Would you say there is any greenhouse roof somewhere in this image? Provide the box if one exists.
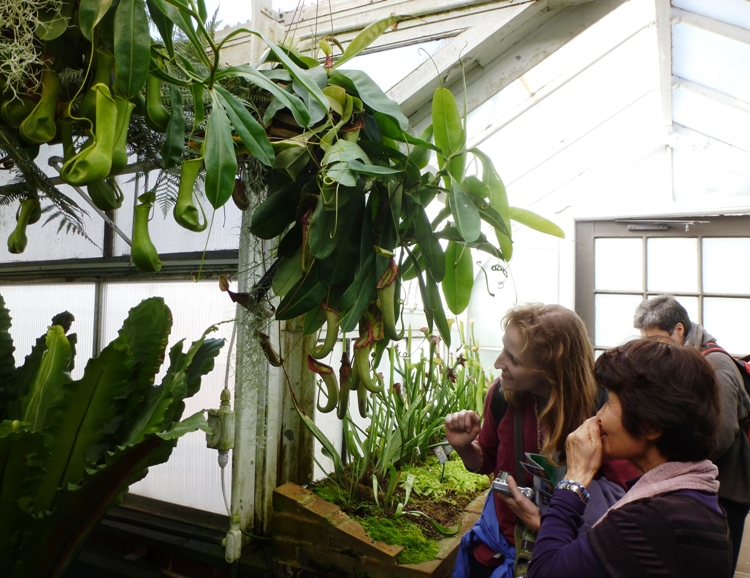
[279,0,750,219]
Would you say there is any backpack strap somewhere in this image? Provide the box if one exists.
[490,378,508,423]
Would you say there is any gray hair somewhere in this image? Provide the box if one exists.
[633,295,692,334]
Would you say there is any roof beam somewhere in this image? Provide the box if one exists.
[670,124,750,180]
[468,0,654,148]
[672,6,750,47]
[396,0,628,127]
[673,76,750,116]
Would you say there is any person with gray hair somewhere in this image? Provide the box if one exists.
[634,294,750,572]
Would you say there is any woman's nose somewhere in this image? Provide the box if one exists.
[494,352,504,370]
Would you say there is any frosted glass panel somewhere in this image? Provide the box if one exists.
[595,238,642,291]
[100,281,236,513]
[594,294,644,348]
[703,238,750,294]
[647,238,698,292]
[0,284,96,380]
[112,172,242,257]
[667,295,700,328]
[703,298,750,355]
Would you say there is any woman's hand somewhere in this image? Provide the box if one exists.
[444,410,481,449]
[498,474,541,532]
[564,417,603,488]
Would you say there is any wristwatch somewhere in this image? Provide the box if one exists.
[556,479,591,504]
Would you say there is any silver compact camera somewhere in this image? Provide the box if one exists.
[492,471,535,500]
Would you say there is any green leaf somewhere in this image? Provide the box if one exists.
[113,0,151,99]
[443,241,474,315]
[214,86,274,166]
[408,124,435,169]
[76,0,112,42]
[510,207,565,238]
[330,70,409,130]
[272,250,304,297]
[157,410,210,440]
[432,87,465,181]
[449,182,481,243]
[146,0,174,56]
[0,426,48,565]
[322,140,370,165]
[339,253,376,333]
[0,295,16,401]
[473,149,512,259]
[20,326,72,433]
[161,85,184,169]
[215,64,312,127]
[319,197,364,286]
[273,146,311,181]
[348,159,400,177]
[250,182,298,239]
[413,207,445,282]
[204,92,238,209]
[335,16,403,67]
[426,271,451,347]
[41,338,133,505]
[277,271,327,320]
[149,0,204,65]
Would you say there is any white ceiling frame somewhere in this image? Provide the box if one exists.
[397,0,629,128]
[653,0,674,201]
[672,6,750,47]
[508,89,664,206]
[282,0,532,44]
[670,124,750,181]
[673,76,750,118]
[468,0,655,149]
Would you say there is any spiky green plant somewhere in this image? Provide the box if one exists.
[0,294,224,578]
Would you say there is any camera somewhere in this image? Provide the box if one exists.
[492,471,535,500]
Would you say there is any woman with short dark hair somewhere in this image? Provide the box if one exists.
[526,339,731,578]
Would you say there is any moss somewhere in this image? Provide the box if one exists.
[359,516,440,565]
[401,454,490,501]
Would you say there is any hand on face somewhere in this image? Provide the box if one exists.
[444,410,481,449]
[497,474,541,532]
[564,417,603,488]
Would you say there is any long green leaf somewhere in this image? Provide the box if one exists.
[146,0,174,56]
[330,70,409,130]
[339,253,377,333]
[161,84,184,169]
[204,92,238,209]
[214,85,274,166]
[78,0,113,41]
[510,207,565,238]
[277,271,327,321]
[473,149,513,259]
[449,182,481,243]
[0,295,15,399]
[426,271,451,347]
[217,64,311,128]
[413,207,446,282]
[443,241,474,315]
[149,0,206,67]
[113,0,151,98]
[43,338,133,503]
[20,326,71,433]
[432,87,465,181]
[0,426,48,567]
[335,16,403,68]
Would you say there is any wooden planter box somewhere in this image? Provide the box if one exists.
[271,482,487,578]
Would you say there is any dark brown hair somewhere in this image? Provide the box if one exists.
[503,303,597,463]
[594,339,720,462]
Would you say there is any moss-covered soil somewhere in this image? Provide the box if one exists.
[308,456,490,565]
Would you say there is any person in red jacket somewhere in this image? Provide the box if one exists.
[446,303,636,578]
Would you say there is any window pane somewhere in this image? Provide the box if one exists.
[0,284,96,379]
[703,238,750,294]
[100,281,236,513]
[647,238,699,293]
[703,297,750,355]
[594,294,644,348]
[595,238,642,291]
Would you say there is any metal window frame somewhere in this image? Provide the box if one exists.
[575,215,750,348]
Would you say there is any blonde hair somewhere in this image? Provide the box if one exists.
[502,303,597,464]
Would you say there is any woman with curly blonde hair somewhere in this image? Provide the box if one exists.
[447,304,635,578]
